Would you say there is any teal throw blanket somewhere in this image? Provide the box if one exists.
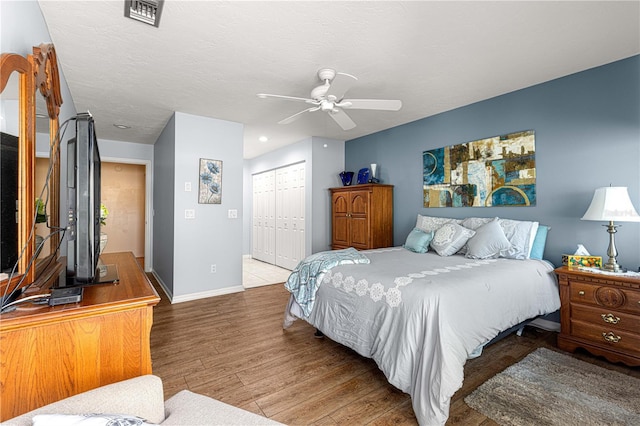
[285,248,370,317]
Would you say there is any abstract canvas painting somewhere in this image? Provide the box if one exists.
[423,130,536,207]
[198,158,222,204]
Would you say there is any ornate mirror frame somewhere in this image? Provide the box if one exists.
[0,43,63,302]
[0,52,36,290]
[32,43,63,265]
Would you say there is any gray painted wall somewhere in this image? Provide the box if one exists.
[311,137,348,253]
[98,138,154,162]
[346,56,640,270]
[152,114,176,295]
[243,137,345,257]
[160,112,244,299]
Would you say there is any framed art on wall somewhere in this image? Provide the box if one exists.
[198,158,222,204]
[423,130,536,207]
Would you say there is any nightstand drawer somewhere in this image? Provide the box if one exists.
[571,282,640,315]
[571,303,640,333]
[571,320,640,354]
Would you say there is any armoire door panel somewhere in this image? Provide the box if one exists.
[349,217,370,248]
[332,194,348,215]
[332,215,349,247]
[349,191,370,216]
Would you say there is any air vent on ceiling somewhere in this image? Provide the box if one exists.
[124,0,164,27]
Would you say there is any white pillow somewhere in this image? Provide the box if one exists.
[499,218,539,259]
[430,223,476,256]
[32,413,157,426]
[461,217,539,259]
[465,218,512,259]
[416,214,462,233]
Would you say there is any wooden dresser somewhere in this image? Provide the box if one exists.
[330,184,393,250]
[0,252,160,421]
[555,266,640,366]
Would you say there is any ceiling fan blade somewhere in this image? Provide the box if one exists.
[278,106,320,125]
[257,93,316,104]
[325,72,357,102]
[338,99,402,111]
[329,108,356,130]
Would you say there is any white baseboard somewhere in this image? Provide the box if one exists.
[171,285,245,304]
[150,271,245,304]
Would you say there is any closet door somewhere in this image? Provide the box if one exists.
[252,170,275,263]
[251,173,263,261]
[275,163,305,270]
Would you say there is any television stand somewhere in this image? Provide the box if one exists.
[0,251,160,421]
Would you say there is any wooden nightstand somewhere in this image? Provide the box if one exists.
[555,266,640,366]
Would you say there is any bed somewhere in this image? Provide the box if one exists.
[283,215,560,426]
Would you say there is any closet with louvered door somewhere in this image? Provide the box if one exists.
[252,162,306,269]
[252,170,276,264]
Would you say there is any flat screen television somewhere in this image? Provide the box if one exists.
[65,112,118,286]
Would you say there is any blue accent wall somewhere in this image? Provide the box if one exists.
[346,56,640,269]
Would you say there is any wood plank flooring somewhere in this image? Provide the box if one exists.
[149,277,640,425]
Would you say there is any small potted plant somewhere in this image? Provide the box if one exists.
[100,203,109,226]
[35,198,47,224]
[34,198,47,257]
[99,203,109,254]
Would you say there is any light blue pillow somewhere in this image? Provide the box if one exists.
[529,225,549,260]
[403,228,435,253]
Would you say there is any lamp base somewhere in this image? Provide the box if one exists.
[602,221,623,273]
[602,260,622,273]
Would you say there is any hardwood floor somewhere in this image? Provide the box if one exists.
[149,276,640,425]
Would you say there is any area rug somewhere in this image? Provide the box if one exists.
[464,347,640,426]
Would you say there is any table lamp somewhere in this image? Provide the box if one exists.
[581,186,640,272]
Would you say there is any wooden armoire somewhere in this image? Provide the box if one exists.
[330,184,393,250]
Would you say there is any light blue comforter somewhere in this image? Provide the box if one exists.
[284,247,369,317]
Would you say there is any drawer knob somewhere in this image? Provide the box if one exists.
[601,313,620,324]
[578,291,585,296]
[602,332,621,343]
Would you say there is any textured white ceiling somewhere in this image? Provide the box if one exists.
[38,1,640,159]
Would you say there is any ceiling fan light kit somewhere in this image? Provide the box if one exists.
[257,68,402,130]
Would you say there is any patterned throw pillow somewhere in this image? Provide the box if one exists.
[415,214,462,233]
[430,223,476,256]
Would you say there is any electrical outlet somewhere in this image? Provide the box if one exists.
[210,264,217,273]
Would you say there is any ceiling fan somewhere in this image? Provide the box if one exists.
[257,68,402,131]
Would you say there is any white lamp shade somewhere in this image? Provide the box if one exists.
[581,187,640,222]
